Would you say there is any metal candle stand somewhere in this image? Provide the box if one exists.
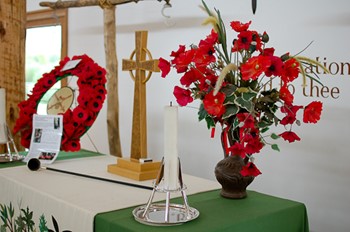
[133,158,199,226]
[0,123,23,163]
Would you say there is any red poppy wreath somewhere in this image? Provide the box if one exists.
[13,54,107,152]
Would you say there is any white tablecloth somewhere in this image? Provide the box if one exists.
[0,154,220,232]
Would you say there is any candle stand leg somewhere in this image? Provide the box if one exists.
[0,123,23,163]
[141,189,156,218]
[6,141,12,161]
[142,158,164,218]
[165,191,171,222]
[7,124,19,156]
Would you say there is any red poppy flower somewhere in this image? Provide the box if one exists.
[172,49,195,73]
[262,47,275,56]
[230,21,251,32]
[241,55,271,81]
[203,29,218,46]
[73,106,89,123]
[265,56,283,77]
[279,131,301,143]
[180,68,201,87]
[281,58,300,83]
[77,92,90,107]
[232,30,253,51]
[244,135,264,154]
[229,143,246,158]
[62,139,81,152]
[170,45,186,58]
[203,91,226,118]
[198,71,218,92]
[173,86,193,106]
[42,73,57,84]
[194,43,216,66]
[91,78,106,87]
[63,123,76,140]
[158,57,171,78]
[237,113,255,129]
[279,84,294,105]
[280,104,302,125]
[84,111,97,127]
[20,129,32,148]
[95,85,107,101]
[88,99,103,112]
[240,162,262,177]
[96,67,107,78]
[73,125,88,138]
[303,101,322,123]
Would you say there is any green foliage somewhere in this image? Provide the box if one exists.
[0,202,69,232]
[198,104,215,129]
[39,215,48,232]
[270,133,280,140]
[271,144,280,152]
[222,104,239,120]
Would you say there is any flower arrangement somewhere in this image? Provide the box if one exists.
[14,54,107,152]
[159,1,328,177]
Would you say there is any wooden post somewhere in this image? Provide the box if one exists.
[0,0,26,153]
[103,6,122,157]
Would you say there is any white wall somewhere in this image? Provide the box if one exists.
[27,1,350,231]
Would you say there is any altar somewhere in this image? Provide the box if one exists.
[0,150,309,232]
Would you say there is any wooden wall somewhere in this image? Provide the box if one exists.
[0,0,26,152]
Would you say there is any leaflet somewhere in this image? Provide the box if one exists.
[24,114,63,164]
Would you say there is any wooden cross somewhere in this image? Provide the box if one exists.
[122,31,159,159]
[39,0,168,157]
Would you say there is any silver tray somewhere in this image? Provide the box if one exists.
[0,154,25,163]
[133,203,199,226]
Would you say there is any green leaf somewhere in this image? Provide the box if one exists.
[221,84,237,97]
[204,116,215,129]
[52,216,59,232]
[257,121,271,129]
[39,214,48,232]
[8,203,14,218]
[197,103,216,129]
[242,92,257,101]
[224,95,236,105]
[271,133,280,140]
[271,144,280,152]
[222,104,239,120]
[232,117,240,130]
[235,97,253,111]
[198,104,207,122]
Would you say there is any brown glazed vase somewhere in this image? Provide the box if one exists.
[214,155,254,199]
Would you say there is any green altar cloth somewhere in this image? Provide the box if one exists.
[0,149,104,169]
[95,190,309,232]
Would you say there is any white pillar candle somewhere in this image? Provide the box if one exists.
[0,88,7,143]
[163,105,179,190]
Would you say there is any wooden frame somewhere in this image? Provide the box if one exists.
[26,8,68,86]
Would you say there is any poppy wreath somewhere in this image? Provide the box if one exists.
[13,54,107,152]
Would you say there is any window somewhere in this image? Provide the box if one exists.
[26,8,68,114]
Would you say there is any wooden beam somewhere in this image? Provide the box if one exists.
[40,0,149,9]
